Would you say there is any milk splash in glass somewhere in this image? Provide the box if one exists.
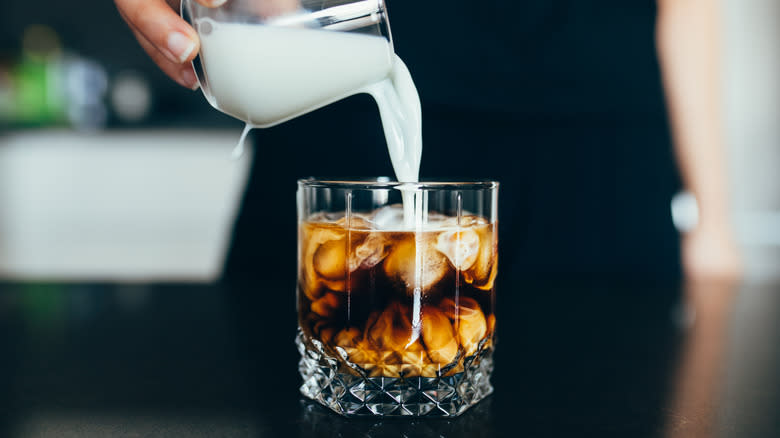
[196,20,423,225]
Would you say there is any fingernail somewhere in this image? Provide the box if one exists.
[167,31,196,63]
[181,68,199,90]
[210,0,227,6]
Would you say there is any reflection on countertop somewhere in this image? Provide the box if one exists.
[0,279,778,437]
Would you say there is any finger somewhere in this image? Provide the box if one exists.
[131,27,199,89]
[195,0,228,8]
[162,0,226,15]
[115,0,201,65]
[120,10,194,87]
[253,0,302,18]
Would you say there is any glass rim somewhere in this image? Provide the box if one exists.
[298,177,499,190]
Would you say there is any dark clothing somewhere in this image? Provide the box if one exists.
[222,1,682,287]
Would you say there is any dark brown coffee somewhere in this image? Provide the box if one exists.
[298,209,497,378]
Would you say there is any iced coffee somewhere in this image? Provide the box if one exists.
[298,207,496,378]
[296,179,498,416]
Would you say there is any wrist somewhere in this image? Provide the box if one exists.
[675,189,733,233]
[695,208,734,233]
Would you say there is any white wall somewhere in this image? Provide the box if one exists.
[0,130,251,283]
[723,0,780,280]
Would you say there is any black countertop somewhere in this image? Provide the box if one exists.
[0,280,778,437]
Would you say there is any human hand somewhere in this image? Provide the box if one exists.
[682,222,742,282]
[251,0,302,18]
[114,0,221,89]
[114,0,302,89]
[666,221,741,438]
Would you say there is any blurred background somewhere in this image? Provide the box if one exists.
[0,0,778,283]
[0,0,250,282]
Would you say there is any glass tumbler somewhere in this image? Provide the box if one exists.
[180,0,394,127]
[296,178,499,417]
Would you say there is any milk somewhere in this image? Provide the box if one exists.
[363,59,422,226]
[197,20,423,225]
[197,21,395,128]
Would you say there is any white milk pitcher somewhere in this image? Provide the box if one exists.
[181,0,395,128]
[180,0,422,194]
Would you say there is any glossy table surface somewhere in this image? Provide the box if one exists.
[0,279,778,437]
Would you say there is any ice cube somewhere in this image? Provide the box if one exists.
[421,306,459,365]
[463,226,498,290]
[308,212,373,227]
[334,327,362,348]
[435,228,480,271]
[484,314,497,350]
[302,225,347,294]
[424,211,451,224]
[313,238,347,280]
[310,292,341,318]
[440,297,487,357]
[371,204,407,230]
[342,339,379,370]
[335,215,374,230]
[460,214,488,226]
[441,214,488,227]
[307,219,388,294]
[367,303,413,351]
[383,235,450,293]
[487,314,496,333]
[348,232,389,271]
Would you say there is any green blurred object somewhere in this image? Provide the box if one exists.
[19,284,67,335]
[0,24,110,129]
[0,24,67,126]
[12,55,65,125]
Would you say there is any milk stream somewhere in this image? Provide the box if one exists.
[197,20,423,226]
[362,58,422,227]
[232,124,253,160]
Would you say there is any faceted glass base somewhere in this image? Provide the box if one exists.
[296,330,494,417]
